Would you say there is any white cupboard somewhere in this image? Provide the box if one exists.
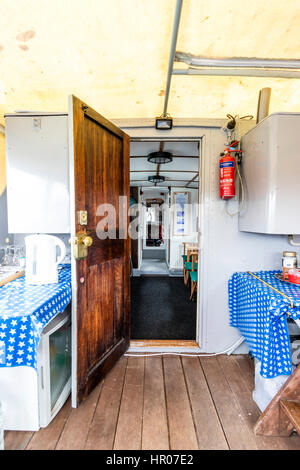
[5,112,70,234]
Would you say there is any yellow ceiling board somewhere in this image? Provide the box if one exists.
[168,75,300,118]
[0,0,174,118]
[0,0,299,122]
[178,0,300,59]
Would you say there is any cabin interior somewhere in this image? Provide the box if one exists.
[1,0,300,452]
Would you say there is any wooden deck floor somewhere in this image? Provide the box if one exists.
[4,354,300,450]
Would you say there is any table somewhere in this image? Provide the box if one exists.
[229,270,300,379]
[0,264,71,369]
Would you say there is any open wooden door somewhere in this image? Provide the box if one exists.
[68,96,130,407]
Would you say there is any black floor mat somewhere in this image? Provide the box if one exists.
[130,276,196,340]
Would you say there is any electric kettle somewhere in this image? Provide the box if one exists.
[25,234,66,285]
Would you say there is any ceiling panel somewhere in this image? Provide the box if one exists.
[130,170,197,181]
[130,140,199,187]
[130,180,198,188]
[178,0,300,59]
[130,141,199,156]
[130,156,198,172]
[0,0,299,125]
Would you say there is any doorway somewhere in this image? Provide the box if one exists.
[141,188,168,275]
[129,138,200,343]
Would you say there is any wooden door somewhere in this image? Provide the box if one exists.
[69,96,130,407]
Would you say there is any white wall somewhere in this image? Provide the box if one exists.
[117,118,297,353]
[0,189,8,246]
[200,127,296,352]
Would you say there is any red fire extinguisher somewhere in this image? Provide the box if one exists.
[219,140,240,200]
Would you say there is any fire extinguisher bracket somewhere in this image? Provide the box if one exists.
[236,151,243,165]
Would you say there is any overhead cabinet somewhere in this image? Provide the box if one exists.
[5,112,70,233]
[239,113,300,235]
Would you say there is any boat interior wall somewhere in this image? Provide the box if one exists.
[13,233,71,258]
[1,117,300,352]
[122,120,299,352]
[0,189,8,245]
[0,134,8,245]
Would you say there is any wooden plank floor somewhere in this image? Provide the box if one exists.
[4,355,300,450]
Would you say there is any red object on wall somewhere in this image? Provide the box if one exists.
[288,269,300,285]
[219,153,236,200]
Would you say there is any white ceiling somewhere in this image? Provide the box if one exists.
[130,141,199,188]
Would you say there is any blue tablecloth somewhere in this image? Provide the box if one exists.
[0,264,71,369]
[229,270,300,378]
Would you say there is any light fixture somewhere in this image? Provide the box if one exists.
[155,115,173,130]
[148,175,165,184]
[147,151,173,164]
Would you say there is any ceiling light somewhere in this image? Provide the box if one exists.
[147,151,173,164]
[148,175,165,184]
[155,116,173,130]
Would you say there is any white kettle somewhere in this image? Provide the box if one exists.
[25,234,66,285]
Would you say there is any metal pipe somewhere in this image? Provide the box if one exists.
[175,52,300,69]
[162,0,183,117]
[172,67,300,78]
[288,235,300,247]
[185,173,199,187]
[256,87,271,123]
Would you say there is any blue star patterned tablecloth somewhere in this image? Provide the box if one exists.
[0,264,71,369]
[229,270,300,379]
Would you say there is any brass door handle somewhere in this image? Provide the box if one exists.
[72,232,93,260]
[83,235,93,247]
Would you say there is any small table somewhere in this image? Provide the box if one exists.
[0,264,71,369]
[228,270,300,379]
[0,265,71,431]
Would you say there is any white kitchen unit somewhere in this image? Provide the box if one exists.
[0,308,71,431]
[239,113,300,234]
[5,112,70,234]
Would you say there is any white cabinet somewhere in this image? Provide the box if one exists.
[5,113,70,233]
[239,113,300,234]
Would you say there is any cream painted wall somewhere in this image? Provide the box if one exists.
[120,119,297,353]
[0,132,8,245]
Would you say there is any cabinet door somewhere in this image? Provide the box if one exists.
[5,114,70,233]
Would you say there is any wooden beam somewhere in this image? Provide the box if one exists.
[185,173,199,187]
[280,400,300,436]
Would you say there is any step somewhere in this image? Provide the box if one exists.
[280,400,300,435]
[254,365,300,436]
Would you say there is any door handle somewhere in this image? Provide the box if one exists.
[82,235,93,247]
[72,232,93,260]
